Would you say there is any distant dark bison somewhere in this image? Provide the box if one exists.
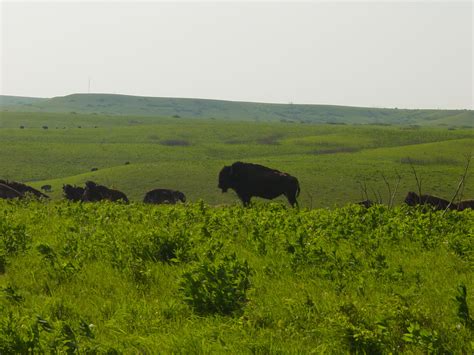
[218,161,300,207]
[143,189,186,204]
[455,199,474,211]
[0,183,23,199]
[356,199,374,208]
[63,184,85,202]
[0,179,49,199]
[404,191,454,211]
[82,181,129,203]
[41,184,52,192]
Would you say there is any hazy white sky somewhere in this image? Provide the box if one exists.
[1,1,472,109]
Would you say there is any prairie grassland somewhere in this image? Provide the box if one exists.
[1,111,473,207]
[1,110,473,353]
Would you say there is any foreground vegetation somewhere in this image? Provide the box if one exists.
[0,200,473,353]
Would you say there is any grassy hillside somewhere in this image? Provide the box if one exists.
[0,201,472,353]
[0,111,473,207]
[1,93,472,126]
[0,95,47,107]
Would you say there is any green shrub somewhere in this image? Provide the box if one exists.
[180,253,252,315]
[132,230,194,263]
[0,219,30,256]
[0,312,41,353]
[454,284,473,328]
[402,322,443,353]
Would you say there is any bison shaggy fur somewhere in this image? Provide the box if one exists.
[356,199,374,208]
[0,183,23,199]
[63,184,85,202]
[143,189,186,204]
[455,199,474,211]
[404,191,454,211]
[82,181,129,203]
[0,179,49,199]
[218,161,300,207]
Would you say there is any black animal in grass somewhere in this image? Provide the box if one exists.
[82,181,129,203]
[0,183,23,199]
[0,179,49,199]
[404,191,455,211]
[41,184,52,192]
[63,184,85,202]
[356,199,374,208]
[455,199,474,211]
[143,189,186,204]
[218,161,300,207]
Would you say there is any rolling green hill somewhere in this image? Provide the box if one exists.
[0,110,473,207]
[1,93,472,126]
[0,95,47,107]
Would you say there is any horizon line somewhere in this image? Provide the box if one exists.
[0,92,472,111]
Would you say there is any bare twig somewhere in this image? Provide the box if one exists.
[408,158,422,197]
[381,172,402,209]
[358,181,370,202]
[457,153,471,202]
[391,171,402,208]
[370,187,383,204]
[306,191,314,210]
[443,153,472,215]
[381,173,392,208]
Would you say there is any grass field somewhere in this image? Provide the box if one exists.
[0,201,472,353]
[1,107,473,353]
[1,111,473,207]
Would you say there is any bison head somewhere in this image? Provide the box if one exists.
[63,184,84,201]
[404,191,420,206]
[177,191,186,203]
[218,165,233,192]
[85,181,97,189]
[63,184,73,195]
[83,181,103,202]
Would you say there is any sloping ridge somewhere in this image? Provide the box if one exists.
[1,93,472,126]
[0,95,48,106]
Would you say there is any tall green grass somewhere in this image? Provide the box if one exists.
[0,200,472,353]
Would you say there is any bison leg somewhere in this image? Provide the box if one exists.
[237,193,251,207]
[285,192,299,208]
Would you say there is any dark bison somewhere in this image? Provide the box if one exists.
[356,199,374,208]
[41,184,52,192]
[63,184,85,202]
[143,189,186,204]
[0,179,49,199]
[404,191,454,211]
[455,199,474,211]
[0,183,23,199]
[82,181,129,203]
[218,161,300,207]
